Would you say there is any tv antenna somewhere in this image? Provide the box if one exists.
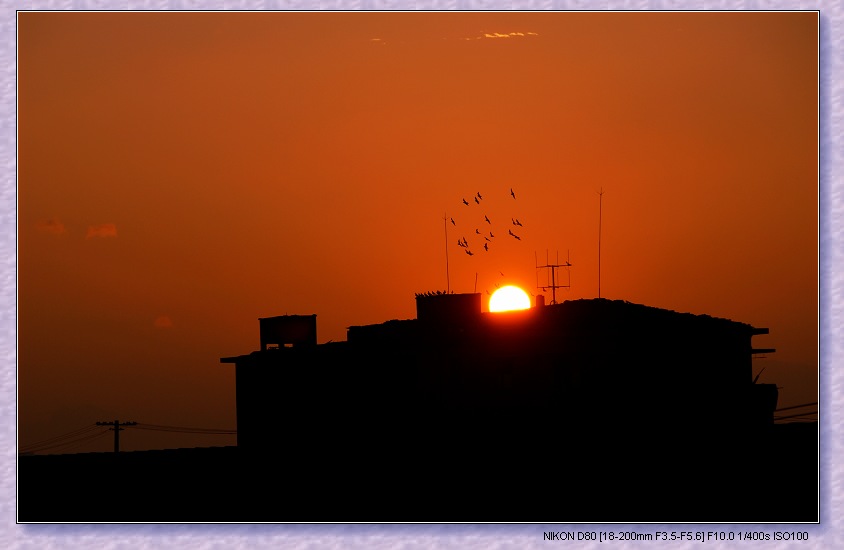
[535,250,572,305]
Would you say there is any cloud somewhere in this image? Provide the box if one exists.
[474,31,539,40]
[154,315,173,329]
[86,223,117,239]
[369,38,387,46]
[36,219,67,235]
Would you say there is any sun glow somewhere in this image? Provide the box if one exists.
[489,285,531,312]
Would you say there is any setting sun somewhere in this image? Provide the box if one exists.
[489,285,531,312]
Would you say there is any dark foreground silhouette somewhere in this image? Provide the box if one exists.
[17,422,817,522]
[19,297,818,522]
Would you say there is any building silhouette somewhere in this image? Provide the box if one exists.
[223,294,777,452]
[213,294,802,521]
[19,294,816,522]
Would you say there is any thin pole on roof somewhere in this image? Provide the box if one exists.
[443,212,450,293]
[598,188,604,299]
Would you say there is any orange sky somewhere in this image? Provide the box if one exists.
[18,11,818,453]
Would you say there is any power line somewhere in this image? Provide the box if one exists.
[20,428,109,455]
[773,402,817,424]
[21,424,99,447]
[41,430,111,454]
[774,412,818,422]
[131,423,236,434]
[21,421,237,456]
[19,424,102,454]
[775,402,817,412]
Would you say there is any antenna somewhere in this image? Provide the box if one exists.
[598,188,604,299]
[536,249,572,304]
[443,212,450,293]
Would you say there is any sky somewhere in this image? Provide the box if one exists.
[17,11,818,453]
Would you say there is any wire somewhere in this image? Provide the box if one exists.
[132,427,237,435]
[19,424,102,454]
[22,423,236,455]
[43,430,111,454]
[774,411,818,422]
[21,422,237,456]
[775,402,818,412]
[20,424,99,448]
[131,423,236,435]
[21,427,111,455]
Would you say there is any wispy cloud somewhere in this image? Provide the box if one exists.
[369,38,387,46]
[466,31,540,40]
[154,315,173,329]
[36,219,67,235]
[86,223,117,239]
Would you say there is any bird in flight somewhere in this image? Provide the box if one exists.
[450,217,456,225]
[457,239,466,248]
[489,231,495,238]
[484,236,491,242]
[475,229,481,235]
[510,188,516,199]
[477,192,483,200]
[483,243,489,251]
[484,215,491,224]
[462,198,469,206]
[512,218,523,227]
[474,196,480,204]
[509,229,521,240]
[465,249,474,256]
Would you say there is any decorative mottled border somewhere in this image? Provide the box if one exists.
[5,1,836,549]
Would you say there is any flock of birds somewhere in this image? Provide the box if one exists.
[449,187,525,258]
[438,186,542,299]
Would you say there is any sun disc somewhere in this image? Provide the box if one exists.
[489,285,531,312]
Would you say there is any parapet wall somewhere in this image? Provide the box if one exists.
[415,292,482,325]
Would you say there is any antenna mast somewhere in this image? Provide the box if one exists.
[443,212,450,293]
[598,188,604,299]
[536,250,572,305]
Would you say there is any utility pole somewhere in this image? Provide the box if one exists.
[96,420,137,453]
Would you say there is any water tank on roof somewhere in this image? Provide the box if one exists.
[259,314,317,350]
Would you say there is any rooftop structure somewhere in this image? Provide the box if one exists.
[17,294,813,523]
[221,295,777,465]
